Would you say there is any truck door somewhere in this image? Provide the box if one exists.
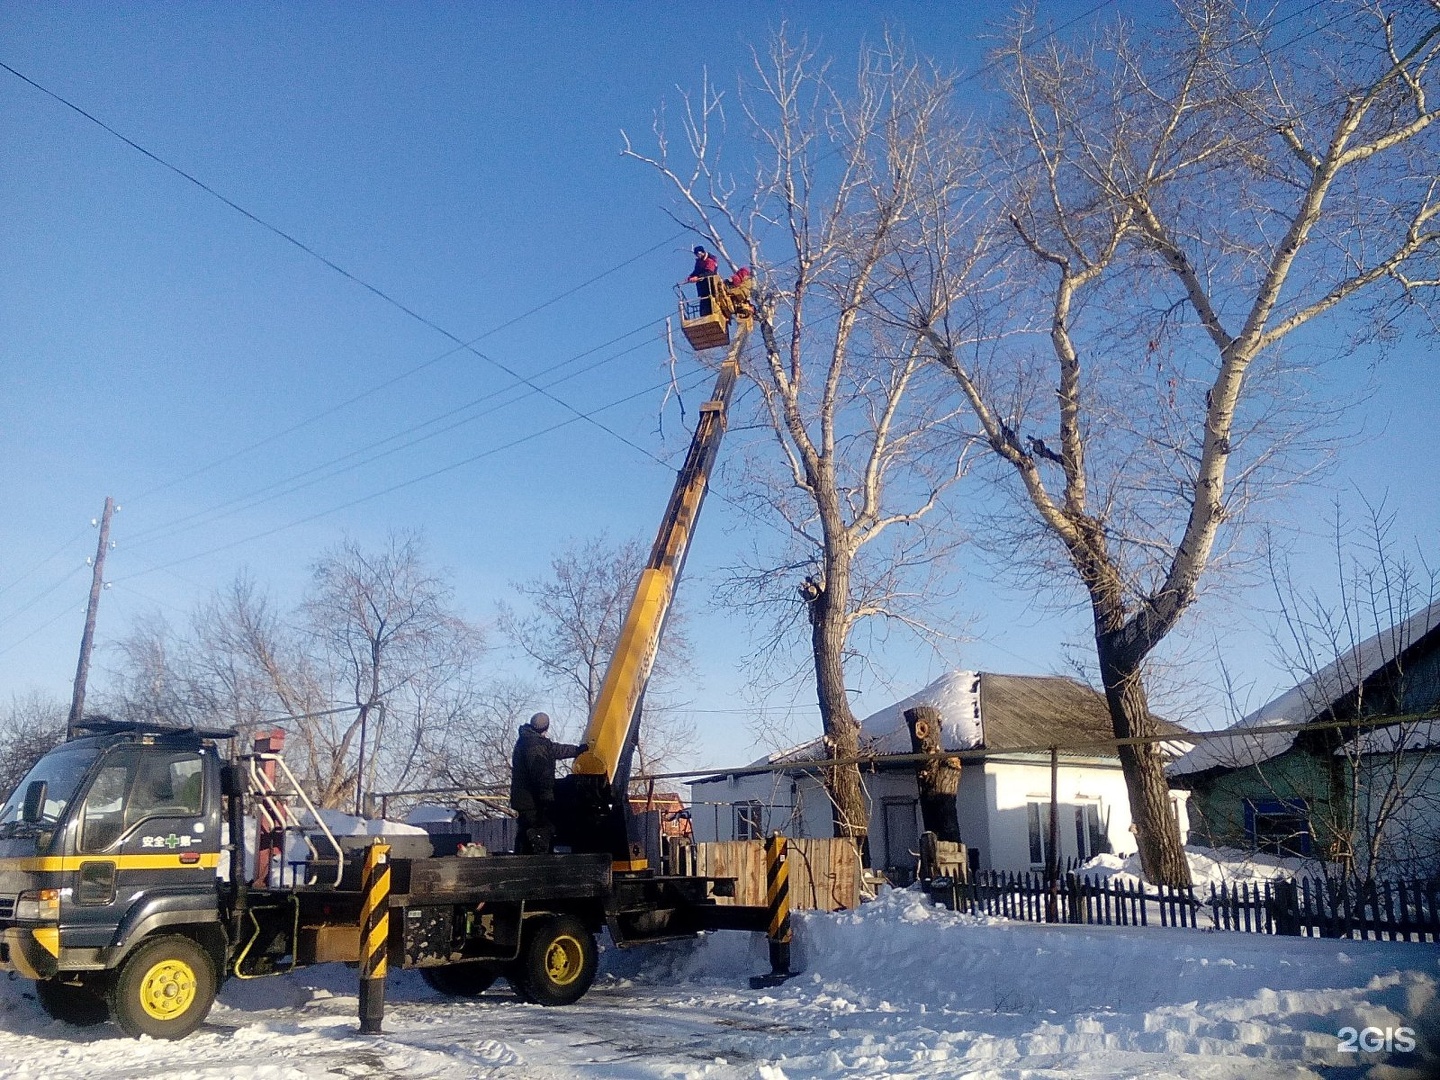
[67,748,219,949]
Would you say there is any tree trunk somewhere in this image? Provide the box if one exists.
[904,705,962,844]
[1095,637,1191,887]
[808,575,870,865]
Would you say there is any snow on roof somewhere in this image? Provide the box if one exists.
[1168,600,1440,777]
[697,669,1183,784]
[1341,715,1440,756]
[857,670,984,753]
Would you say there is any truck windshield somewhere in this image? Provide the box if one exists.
[0,746,100,833]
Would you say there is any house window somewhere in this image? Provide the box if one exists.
[733,800,764,841]
[1027,801,1051,867]
[1244,798,1312,857]
[1074,803,1109,861]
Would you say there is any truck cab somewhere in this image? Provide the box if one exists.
[0,720,231,1037]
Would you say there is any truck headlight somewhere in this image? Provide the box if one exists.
[15,889,59,922]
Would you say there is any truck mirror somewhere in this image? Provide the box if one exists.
[22,780,48,823]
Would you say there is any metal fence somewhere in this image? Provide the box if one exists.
[928,870,1440,943]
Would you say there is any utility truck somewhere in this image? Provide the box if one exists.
[0,325,758,1039]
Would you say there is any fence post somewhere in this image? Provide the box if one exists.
[358,840,391,1034]
[1271,879,1301,936]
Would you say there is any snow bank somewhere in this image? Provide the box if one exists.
[1077,844,1335,888]
[624,885,1438,1076]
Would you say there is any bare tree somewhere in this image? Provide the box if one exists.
[104,576,335,787]
[1266,499,1440,882]
[420,676,534,794]
[913,2,1440,885]
[500,534,696,778]
[0,691,66,798]
[104,537,485,811]
[302,532,485,809]
[625,34,979,856]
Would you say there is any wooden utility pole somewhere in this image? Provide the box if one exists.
[67,496,114,738]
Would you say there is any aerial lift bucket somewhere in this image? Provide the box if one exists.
[677,276,731,351]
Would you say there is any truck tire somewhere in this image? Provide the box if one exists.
[108,935,217,1040]
[509,915,596,1006]
[421,963,498,997]
[36,979,110,1027]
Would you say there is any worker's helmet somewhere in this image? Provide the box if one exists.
[529,712,551,733]
[693,245,707,255]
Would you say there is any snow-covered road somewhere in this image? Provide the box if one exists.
[0,889,1435,1079]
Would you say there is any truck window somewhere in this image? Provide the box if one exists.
[127,753,204,825]
[79,751,205,852]
[81,758,135,851]
[0,746,99,833]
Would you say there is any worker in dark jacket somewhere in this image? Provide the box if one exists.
[683,245,719,313]
[509,712,586,854]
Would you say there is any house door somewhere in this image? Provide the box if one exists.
[883,799,919,877]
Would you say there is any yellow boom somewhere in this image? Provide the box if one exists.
[572,330,746,783]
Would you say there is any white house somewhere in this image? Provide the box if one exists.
[689,670,1193,878]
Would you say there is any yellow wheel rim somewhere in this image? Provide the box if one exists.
[542,934,584,987]
[139,958,197,1021]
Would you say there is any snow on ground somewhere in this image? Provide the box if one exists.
[0,887,1435,1079]
[1079,845,1336,889]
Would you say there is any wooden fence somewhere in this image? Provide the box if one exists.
[675,839,862,912]
[934,870,1440,943]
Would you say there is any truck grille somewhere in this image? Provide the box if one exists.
[0,896,14,921]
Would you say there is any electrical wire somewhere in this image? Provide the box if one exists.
[125,236,683,505]
[0,564,88,633]
[120,319,669,548]
[0,3,1361,634]
[0,599,86,659]
[0,523,90,601]
[115,364,719,582]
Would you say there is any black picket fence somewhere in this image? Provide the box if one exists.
[927,869,1440,943]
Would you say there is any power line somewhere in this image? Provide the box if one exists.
[0,563,87,633]
[0,599,86,659]
[0,524,91,602]
[2,56,695,492]
[115,364,719,582]
[635,709,1436,783]
[126,238,683,505]
[120,319,671,549]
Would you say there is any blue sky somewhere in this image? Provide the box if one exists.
[2,2,1436,771]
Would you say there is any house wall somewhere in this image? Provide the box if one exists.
[691,756,1190,875]
[1185,745,1348,856]
[979,756,1183,871]
[1353,748,1440,879]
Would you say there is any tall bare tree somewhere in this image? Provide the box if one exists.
[105,537,485,811]
[500,534,696,778]
[626,34,979,856]
[912,2,1440,884]
[303,532,485,808]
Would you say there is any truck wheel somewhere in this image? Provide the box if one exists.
[108,935,217,1040]
[421,963,498,997]
[510,915,596,1006]
[36,979,110,1027]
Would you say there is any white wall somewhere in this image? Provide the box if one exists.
[690,757,1191,875]
[981,757,1190,872]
